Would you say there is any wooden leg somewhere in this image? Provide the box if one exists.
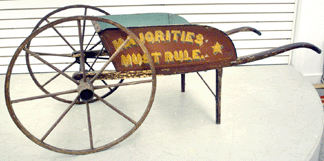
[181,74,185,92]
[216,68,223,124]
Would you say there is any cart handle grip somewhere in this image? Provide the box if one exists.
[225,26,262,36]
[230,42,322,66]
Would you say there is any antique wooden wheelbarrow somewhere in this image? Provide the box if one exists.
[4,5,321,155]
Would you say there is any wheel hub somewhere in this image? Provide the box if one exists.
[72,50,102,59]
[77,79,94,101]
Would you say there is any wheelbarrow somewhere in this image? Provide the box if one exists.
[4,5,321,155]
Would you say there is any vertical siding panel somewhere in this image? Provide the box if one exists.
[0,1,296,73]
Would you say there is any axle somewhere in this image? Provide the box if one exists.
[71,50,109,58]
[77,79,94,101]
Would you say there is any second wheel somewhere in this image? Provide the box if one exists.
[25,5,123,103]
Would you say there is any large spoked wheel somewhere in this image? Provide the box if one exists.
[26,5,123,104]
[5,16,156,154]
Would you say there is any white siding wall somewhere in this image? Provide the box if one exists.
[291,0,324,84]
[0,0,296,74]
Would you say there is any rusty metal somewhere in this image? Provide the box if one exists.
[230,42,321,66]
[66,23,322,129]
[215,68,223,124]
[99,25,237,75]
[5,16,156,155]
[73,70,157,80]
[225,26,262,36]
[78,79,94,101]
[4,5,323,155]
[32,5,110,30]
[179,26,262,94]
[181,74,185,92]
[25,5,114,104]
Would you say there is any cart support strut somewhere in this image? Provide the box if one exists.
[181,74,185,92]
[216,68,223,124]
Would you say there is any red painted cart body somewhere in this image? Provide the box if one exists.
[4,5,322,155]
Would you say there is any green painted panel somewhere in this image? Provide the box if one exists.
[96,13,189,31]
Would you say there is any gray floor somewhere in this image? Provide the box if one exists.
[1,65,323,160]
[315,88,324,161]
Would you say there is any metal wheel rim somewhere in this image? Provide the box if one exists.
[25,5,123,104]
[5,16,157,155]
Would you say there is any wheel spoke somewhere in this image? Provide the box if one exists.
[101,80,113,91]
[77,20,87,82]
[93,79,153,90]
[88,47,104,70]
[10,79,147,104]
[40,96,80,142]
[90,36,131,83]
[89,40,102,51]
[94,93,137,125]
[11,88,78,104]
[85,60,113,91]
[30,51,71,57]
[82,8,87,45]
[24,48,79,85]
[42,61,76,87]
[85,32,96,51]
[45,19,76,51]
[85,62,95,72]
[8,13,156,154]
[86,101,94,149]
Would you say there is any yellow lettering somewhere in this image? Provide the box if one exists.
[155,30,165,43]
[200,55,205,61]
[121,54,132,67]
[164,51,174,63]
[112,38,124,50]
[151,52,162,64]
[132,53,142,66]
[174,50,184,63]
[166,30,171,42]
[139,33,145,44]
[142,53,149,64]
[145,31,155,43]
[195,34,204,46]
[180,31,186,43]
[185,32,195,44]
[192,49,201,61]
[125,37,137,49]
[171,30,181,43]
[183,50,192,62]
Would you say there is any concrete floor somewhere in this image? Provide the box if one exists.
[315,88,324,161]
[1,65,323,160]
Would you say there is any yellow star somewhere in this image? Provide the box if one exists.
[212,42,223,55]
